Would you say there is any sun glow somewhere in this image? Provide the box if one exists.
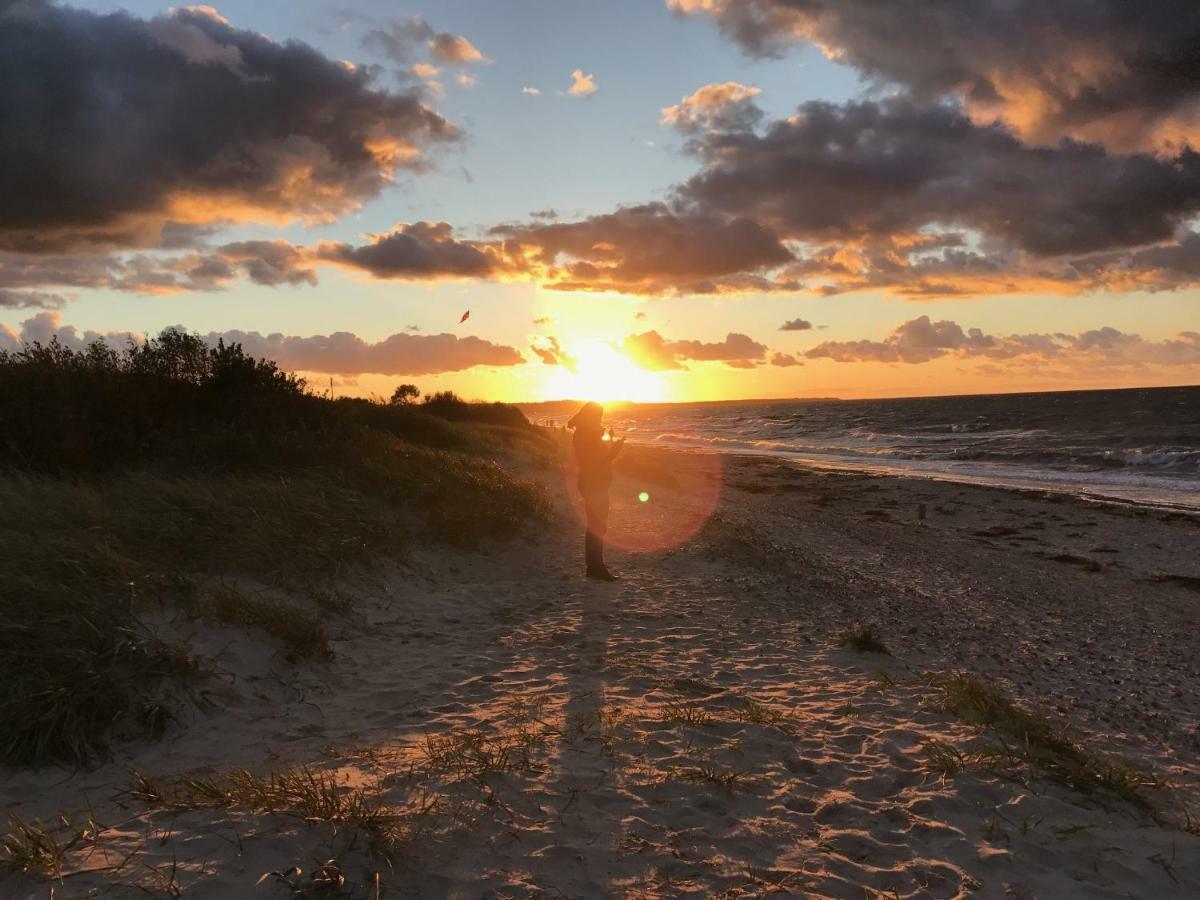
[543,339,668,402]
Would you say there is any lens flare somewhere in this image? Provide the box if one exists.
[564,452,723,554]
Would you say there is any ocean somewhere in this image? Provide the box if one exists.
[550,386,1200,511]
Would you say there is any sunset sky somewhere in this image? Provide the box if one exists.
[2,0,1198,401]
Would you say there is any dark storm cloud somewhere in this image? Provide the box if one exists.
[494,203,796,295]
[622,330,768,370]
[677,99,1200,258]
[667,0,1200,150]
[316,222,502,279]
[0,1,457,252]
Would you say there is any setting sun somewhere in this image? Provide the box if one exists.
[542,339,669,402]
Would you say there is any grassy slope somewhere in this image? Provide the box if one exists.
[0,333,554,767]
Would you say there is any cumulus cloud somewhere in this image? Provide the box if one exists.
[666,0,1200,152]
[661,82,763,134]
[316,222,504,280]
[568,69,598,97]
[622,330,767,370]
[363,17,486,68]
[770,351,801,367]
[430,33,485,63]
[678,98,1200,258]
[0,312,525,375]
[212,328,523,375]
[522,86,542,96]
[806,316,1200,369]
[779,318,812,331]
[0,311,138,353]
[494,202,796,295]
[0,3,457,254]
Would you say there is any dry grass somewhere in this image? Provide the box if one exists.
[672,766,745,790]
[733,698,790,732]
[929,672,1157,811]
[835,623,891,655]
[1,815,68,878]
[417,721,557,782]
[128,766,407,855]
[658,701,715,728]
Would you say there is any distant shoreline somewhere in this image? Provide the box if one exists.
[515,382,1200,413]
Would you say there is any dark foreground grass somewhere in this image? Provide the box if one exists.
[930,671,1157,812]
[0,331,552,768]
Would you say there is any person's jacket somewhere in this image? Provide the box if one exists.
[573,425,618,493]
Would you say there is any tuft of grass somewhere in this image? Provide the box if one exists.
[930,672,1157,810]
[734,699,787,730]
[418,724,554,782]
[835,623,891,655]
[672,766,744,790]
[0,815,68,878]
[128,767,406,855]
[922,739,967,779]
[199,586,330,661]
[567,708,630,755]
[658,701,715,728]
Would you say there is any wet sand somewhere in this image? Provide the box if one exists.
[3,443,1199,897]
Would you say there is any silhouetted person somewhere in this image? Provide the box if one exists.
[568,401,624,580]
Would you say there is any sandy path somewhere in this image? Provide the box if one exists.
[3,446,1199,897]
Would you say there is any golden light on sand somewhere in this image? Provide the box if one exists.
[543,339,668,403]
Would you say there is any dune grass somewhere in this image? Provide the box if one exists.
[0,331,553,768]
[929,672,1157,811]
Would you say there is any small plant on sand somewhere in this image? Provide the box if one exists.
[673,765,744,790]
[922,739,967,779]
[659,701,715,728]
[734,698,789,731]
[870,669,896,690]
[257,860,356,898]
[567,708,631,755]
[0,816,68,877]
[835,623,891,655]
[930,672,1157,810]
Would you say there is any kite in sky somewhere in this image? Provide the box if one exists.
[459,310,470,324]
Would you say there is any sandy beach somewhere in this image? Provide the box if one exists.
[3,440,1199,898]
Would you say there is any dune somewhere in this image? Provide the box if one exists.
[3,439,1199,897]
